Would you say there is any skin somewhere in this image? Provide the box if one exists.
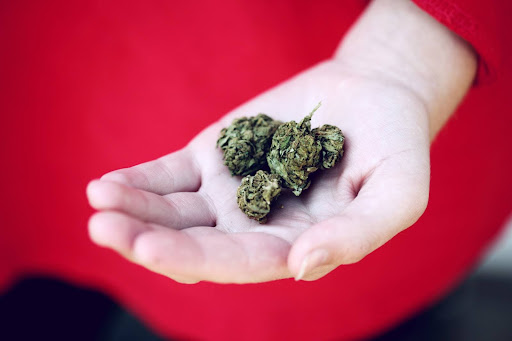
[86,0,476,284]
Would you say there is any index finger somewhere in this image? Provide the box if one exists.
[100,148,202,195]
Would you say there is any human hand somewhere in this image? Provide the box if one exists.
[86,0,476,283]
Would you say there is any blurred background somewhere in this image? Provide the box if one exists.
[1,1,510,340]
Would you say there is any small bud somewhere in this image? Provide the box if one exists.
[312,124,345,170]
[217,114,282,176]
[267,104,322,196]
[237,170,282,223]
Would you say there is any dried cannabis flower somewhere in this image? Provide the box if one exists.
[216,114,282,176]
[236,170,282,223]
[312,124,345,170]
[267,104,322,196]
[218,103,345,223]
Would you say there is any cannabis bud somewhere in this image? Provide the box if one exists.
[217,103,345,223]
[267,105,322,196]
[237,170,282,223]
[312,124,345,170]
[216,114,282,176]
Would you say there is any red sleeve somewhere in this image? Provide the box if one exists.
[412,0,503,84]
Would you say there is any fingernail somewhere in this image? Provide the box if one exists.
[295,249,329,281]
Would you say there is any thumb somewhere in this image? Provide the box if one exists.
[288,157,430,281]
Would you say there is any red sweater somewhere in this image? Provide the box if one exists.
[0,1,510,340]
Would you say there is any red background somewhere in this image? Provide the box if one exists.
[0,1,510,340]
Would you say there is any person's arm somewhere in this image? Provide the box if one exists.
[336,0,477,140]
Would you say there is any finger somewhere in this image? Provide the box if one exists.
[288,156,430,281]
[88,211,158,254]
[87,180,216,229]
[88,212,199,284]
[131,226,292,284]
[101,149,201,195]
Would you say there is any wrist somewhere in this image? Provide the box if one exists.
[333,0,477,140]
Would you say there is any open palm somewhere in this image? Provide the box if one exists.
[87,60,431,283]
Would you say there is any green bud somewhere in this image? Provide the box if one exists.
[236,170,282,223]
[217,114,282,176]
[267,104,322,196]
[312,124,345,170]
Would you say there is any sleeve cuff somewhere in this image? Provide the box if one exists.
[411,0,500,85]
